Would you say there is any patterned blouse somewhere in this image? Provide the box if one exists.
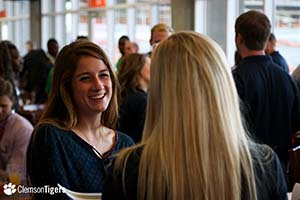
[27,124,134,200]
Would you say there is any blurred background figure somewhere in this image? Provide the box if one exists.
[116,35,130,69]
[0,77,33,185]
[25,41,34,54]
[0,41,22,110]
[148,23,173,56]
[291,65,300,90]
[265,33,289,73]
[124,41,139,56]
[6,41,22,84]
[117,53,150,143]
[20,49,51,104]
[76,35,89,41]
[132,42,139,53]
[232,50,242,70]
[27,40,134,199]
[45,38,59,96]
[103,31,287,200]
[46,38,59,66]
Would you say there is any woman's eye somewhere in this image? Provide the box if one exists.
[79,76,90,81]
[99,73,110,78]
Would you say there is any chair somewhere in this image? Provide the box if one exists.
[288,146,300,189]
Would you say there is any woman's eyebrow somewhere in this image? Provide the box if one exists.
[99,69,109,73]
[75,72,90,78]
[75,69,109,78]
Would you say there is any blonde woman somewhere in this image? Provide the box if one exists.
[102,32,287,200]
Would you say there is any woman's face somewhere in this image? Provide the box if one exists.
[71,56,112,117]
[0,95,13,121]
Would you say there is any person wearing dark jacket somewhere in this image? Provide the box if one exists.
[233,10,300,170]
[117,53,150,143]
[265,33,289,73]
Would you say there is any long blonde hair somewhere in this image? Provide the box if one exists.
[115,31,256,200]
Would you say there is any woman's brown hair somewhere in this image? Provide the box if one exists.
[39,40,119,130]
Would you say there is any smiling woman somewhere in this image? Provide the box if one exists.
[26,40,134,200]
[72,57,112,115]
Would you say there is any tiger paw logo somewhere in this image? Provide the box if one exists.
[3,182,17,195]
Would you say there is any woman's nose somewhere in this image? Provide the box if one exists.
[94,77,104,89]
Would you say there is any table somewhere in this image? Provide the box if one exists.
[17,104,45,125]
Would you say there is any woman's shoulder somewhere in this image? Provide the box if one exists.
[114,145,143,173]
[250,144,288,199]
[33,123,71,143]
[36,123,65,134]
[116,131,135,147]
[251,143,277,164]
[250,143,281,173]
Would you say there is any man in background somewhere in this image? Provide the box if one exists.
[265,33,289,73]
[233,10,300,171]
[46,38,59,66]
[116,35,130,70]
[25,41,34,54]
[148,23,173,56]
[45,38,59,96]
[124,41,139,56]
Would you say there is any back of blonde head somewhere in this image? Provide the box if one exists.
[116,31,256,200]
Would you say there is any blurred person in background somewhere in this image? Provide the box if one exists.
[45,38,59,96]
[25,41,34,54]
[21,49,51,104]
[7,42,22,81]
[0,77,33,185]
[124,41,139,56]
[232,50,242,70]
[148,23,173,56]
[116,35,130,70]
[117,53,150,143]
[76,35,89,41]
[46,38,59,66]
[291,65,300,90]
[265,33,289,73]
[0,41,22,110]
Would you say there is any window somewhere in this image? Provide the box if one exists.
[275,0,300,70]
[244,0,264,11]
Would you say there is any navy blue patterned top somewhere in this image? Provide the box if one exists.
[27,124,134,200]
